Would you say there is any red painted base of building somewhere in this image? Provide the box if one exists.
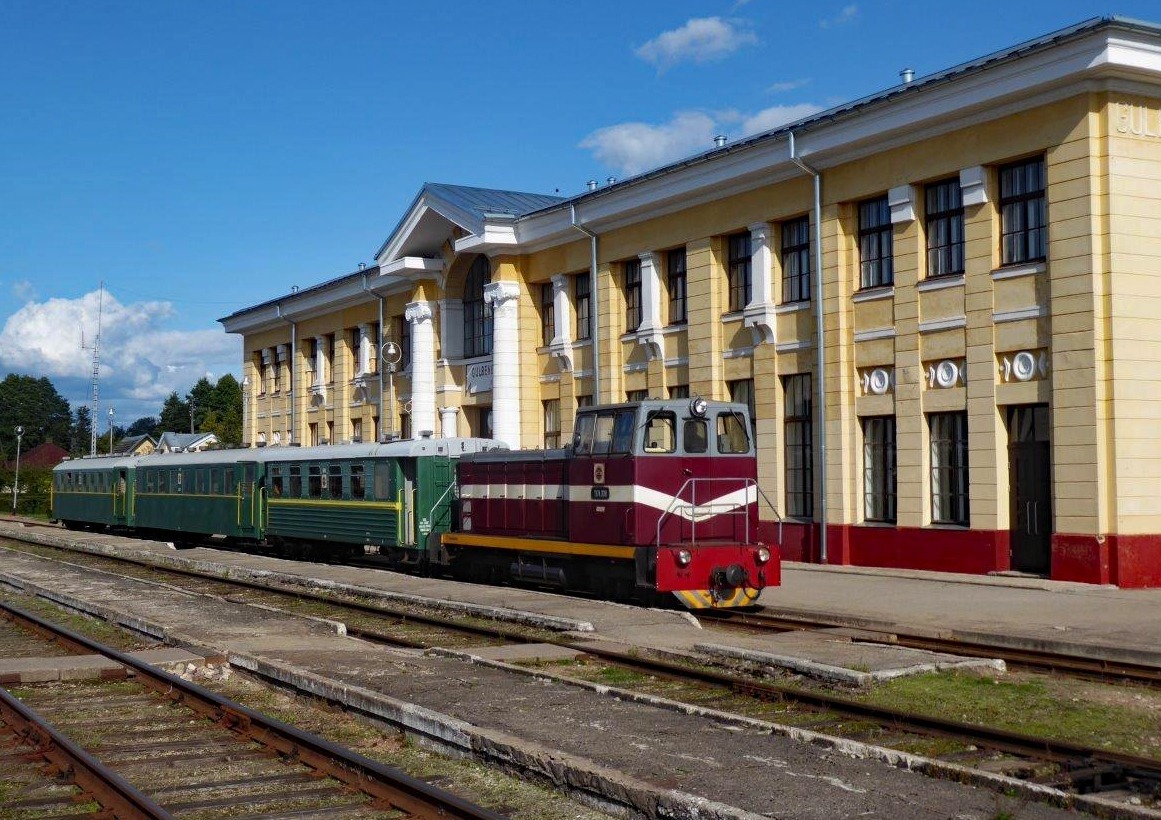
[760,521,1161,588]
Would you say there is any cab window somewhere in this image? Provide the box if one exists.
[573,414,596,454]
[643,412,676,453]
[611,410,635,454]
[716,412,751,454]
[683,419,708,453]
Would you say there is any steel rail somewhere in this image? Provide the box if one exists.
[702,609,1161,686]
[0,683,173,819]
[0,600,505,820]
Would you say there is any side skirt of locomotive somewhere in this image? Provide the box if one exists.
[440,532,763,609]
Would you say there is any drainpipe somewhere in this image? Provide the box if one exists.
[570,203,601,402]
[789,131,828,565]
[276,304,296,446]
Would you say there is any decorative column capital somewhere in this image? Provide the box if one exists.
[484,280,520,311]
[405,301,434,324]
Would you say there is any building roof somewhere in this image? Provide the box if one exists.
[10,442,70,470]
[156,432,218,452]
[112,434,155,455]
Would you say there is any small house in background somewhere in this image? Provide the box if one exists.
[9,442,69,470]
[156,432,219,454]
[111,434,156,456]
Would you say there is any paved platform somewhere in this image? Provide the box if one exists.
[0,647,210,683]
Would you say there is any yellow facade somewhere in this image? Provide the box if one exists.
[222,19,1161,586]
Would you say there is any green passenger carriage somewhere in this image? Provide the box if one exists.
[52,456,138,531]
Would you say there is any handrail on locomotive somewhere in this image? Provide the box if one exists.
[655,477,782,548]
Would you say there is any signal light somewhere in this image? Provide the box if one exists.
[754,546,771,565]
[675,549,693,567]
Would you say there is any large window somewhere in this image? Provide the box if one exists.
[574,273,591,341]
[925,178,965,277]
[862,416,897,523]
[781,216,811,303]
[930,412,969,525]
[858,196,893,289]
[1000,156,1047,265]
[668,248,687,325]
[463,255,492,358]
[543,399,561,448]
[728,378,755,437]
[540,283,555,346]
[392,315,410,370]
[783,374,813,518]
[623,259,641,331]
[727,232,751,313]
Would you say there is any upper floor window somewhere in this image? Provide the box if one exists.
[781,216,811,303]
[626,389,648,402]
[727,232,751,313]
[392,315,410,370]
[623,259,642,331]
[668,248,687,325]
[543,399,561,449]
[463,255,493,358]
[925,178,965,277]
[1000,156,1047,265]
[858,196,893,289]
[540,283,555,346]
[574,273,591,341]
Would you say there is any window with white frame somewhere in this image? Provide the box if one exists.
[668,247,687,325]
[862,416,897,523]
[727,232,751,312]
[999,156,1047,265]
[623,259,642,331]
[925,178,965,277]
[858,196,893,289]
[929,412,969,525]
[781,216,811,303]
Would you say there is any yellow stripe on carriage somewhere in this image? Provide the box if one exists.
[267,498,402,511]
[441,532,637,560]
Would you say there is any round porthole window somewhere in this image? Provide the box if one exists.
[1012,351,1036,382]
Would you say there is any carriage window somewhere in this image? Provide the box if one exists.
[374,463,392,500]
[270,466,284,498]
[197,469,207,494]
[145,471,155,493]
[351,465,365,499]
[158,471,168,493]
[611,410,635,454]
[716,412,751,454]
[289,466,302,497]
[683,419,708,453]
[309,465,323,498]
[643,412,677,453]
[210,469,222,495]
[573,414,596,454]
[328,465,343,499]
[224,470,235,495]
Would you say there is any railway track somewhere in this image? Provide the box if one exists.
[0,600,505,819]
[4,532,1161,809]
[698,609,1161,686]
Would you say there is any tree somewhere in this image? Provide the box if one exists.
[0,374,71,460]
[157,392,191,434]
[71,405,93,456]
[187,377,215,434]
[209,374,242,445]
[126,416,159,438]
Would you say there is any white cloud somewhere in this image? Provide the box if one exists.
[635,17,758,71]
[0,288,239,421]
[766,79,810,94]
[580,103,824,177]
[820,4,858,28]
[12,280,37,303]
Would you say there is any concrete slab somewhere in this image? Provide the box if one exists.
[451,643,586,663]
[0,647,209,684]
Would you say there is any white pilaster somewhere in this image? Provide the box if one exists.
[484,281,522,448]
[636,251,664,358]
[743,222,776,344]
[310,336,328,403]
[406,301,437,438]
[549,273,574,370]
[440,406,460,439]
[358,324,372,376]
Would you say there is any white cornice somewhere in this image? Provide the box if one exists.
[380,256,443,279]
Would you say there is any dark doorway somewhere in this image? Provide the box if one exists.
[1007,404,1052,574]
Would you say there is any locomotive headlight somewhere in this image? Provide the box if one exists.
[754,546,771,565]
[675,548,693,567]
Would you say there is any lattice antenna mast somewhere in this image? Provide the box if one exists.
[81,283,104,457]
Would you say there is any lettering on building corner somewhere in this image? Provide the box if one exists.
[1115,102,1161,139]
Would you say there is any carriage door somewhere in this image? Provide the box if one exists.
[1008,405,1052,575]
[401,459,417,546]
[237,461,259,534]
[112,470,128,524]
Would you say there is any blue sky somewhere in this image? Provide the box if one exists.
[1,0,1155,424]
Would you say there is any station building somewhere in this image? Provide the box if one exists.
[221,17,1161,587]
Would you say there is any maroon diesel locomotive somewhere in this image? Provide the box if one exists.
[444,398,780,608]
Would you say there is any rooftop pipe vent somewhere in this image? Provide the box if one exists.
[586,179,598,191]
[607,176,616,186]
[714,134,727,147]
[900,68,914,84]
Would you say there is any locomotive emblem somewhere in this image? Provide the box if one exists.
[593,463,605,484]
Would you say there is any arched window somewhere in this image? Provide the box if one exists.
[463,255,492,358]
